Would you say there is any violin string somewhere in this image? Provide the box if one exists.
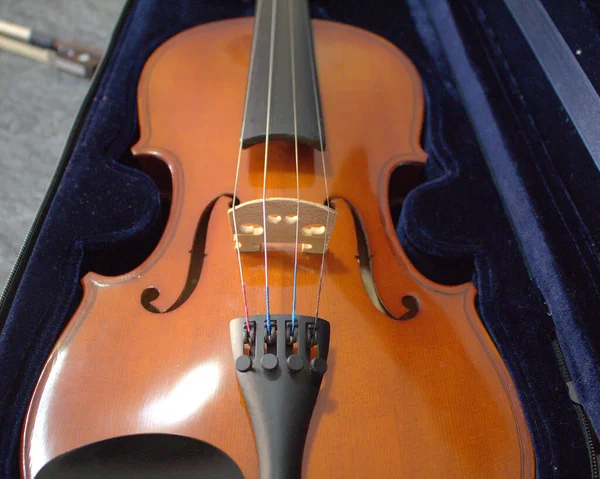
[289,0,300,335]
[305,8,330,323]
[232,148,251,334]
[261,0,278,336]
[231,0,266,336]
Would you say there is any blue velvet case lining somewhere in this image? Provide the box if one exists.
[0,0,599,477]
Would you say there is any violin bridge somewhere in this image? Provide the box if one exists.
[227,198,337,254]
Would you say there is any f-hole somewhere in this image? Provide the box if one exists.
[141,193,237,314]
[330,196,419,321]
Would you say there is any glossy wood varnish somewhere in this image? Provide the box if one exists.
[21,19,534,478]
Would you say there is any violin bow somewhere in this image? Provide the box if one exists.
[0,19,103,78]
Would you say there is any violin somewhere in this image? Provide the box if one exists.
[21,1,534,477]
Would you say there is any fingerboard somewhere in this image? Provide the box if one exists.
[241,0,325,151]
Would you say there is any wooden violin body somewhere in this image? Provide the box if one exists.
[22,17,533,478]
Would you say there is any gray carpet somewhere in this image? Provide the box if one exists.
[0,0,125,292]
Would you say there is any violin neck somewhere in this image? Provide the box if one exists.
[241,0,325,150]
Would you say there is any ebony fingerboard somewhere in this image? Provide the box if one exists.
[241,0,325,151]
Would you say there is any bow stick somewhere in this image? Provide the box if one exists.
[0,19,102,78]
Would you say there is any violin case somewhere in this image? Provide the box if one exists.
[1,0,599,477]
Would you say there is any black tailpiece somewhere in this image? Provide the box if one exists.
[229,314,330,479]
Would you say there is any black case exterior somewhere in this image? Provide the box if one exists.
[1,1,599,477]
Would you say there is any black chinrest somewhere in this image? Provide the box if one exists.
[35,433,244,478]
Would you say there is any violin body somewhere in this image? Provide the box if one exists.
[22,18,533,478]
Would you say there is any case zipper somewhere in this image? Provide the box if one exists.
[0,0,136,333]
[551,335,600,478]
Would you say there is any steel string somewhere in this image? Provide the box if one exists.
[261,0,279,335]
[289,0,301,335]
[231,0,267,335]
[304,7,330,322]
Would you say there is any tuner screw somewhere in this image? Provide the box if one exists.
[310,357,328,376]
[287,354,304,373]
[261,353,279,371]
[235,355,252,373]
